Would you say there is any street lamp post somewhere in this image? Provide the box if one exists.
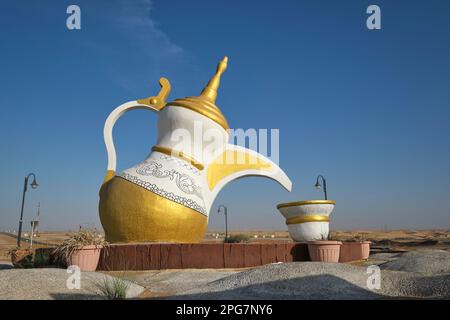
[17,173,39,247]
[35,202,41,237]
[218,205,228,240]
[314,174,328,200]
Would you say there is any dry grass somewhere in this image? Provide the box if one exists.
[51,230,107,265]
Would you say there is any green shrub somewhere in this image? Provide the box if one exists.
[96,276,130,300]
[224,234,250,243]
[33,251,50,267]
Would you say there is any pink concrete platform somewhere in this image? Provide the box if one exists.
[97,242,310,271]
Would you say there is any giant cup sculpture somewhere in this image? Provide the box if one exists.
[99,57,292,243]
[276,200,336,242]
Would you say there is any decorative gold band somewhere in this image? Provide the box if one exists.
[277,200,336,209]
[152,145,205,171]
[286,215,330,225]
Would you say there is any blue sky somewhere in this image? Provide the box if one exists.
[1,0,449,231]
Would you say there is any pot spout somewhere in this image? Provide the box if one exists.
[204,144,292,210]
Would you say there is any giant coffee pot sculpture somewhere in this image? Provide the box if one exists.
[99,57,292,243]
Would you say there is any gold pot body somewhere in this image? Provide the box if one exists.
[99,177,207,243]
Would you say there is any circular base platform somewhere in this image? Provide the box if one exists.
[98,242,310,271]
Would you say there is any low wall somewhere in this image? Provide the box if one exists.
[97,242,310,271]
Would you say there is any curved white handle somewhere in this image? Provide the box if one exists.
[104,101,159,173]
[103,78,171,182]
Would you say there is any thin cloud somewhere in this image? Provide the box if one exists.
[115,0,183,57]
[81,0,185,91]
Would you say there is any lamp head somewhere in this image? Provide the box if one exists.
[30,178,39,189]
[314,181,321,189]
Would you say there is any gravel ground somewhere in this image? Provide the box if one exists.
[0,268,145,300]
[380,249,450,274]
[173,262,450,300]
[1,250,449,300]
[368,252,403,262]
[107,269,237,298]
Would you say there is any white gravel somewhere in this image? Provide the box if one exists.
[380,249,450,274]
[175,261,450,299]
[1,250,449,300]
[110,269,237,297]
[0,268,145,300]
